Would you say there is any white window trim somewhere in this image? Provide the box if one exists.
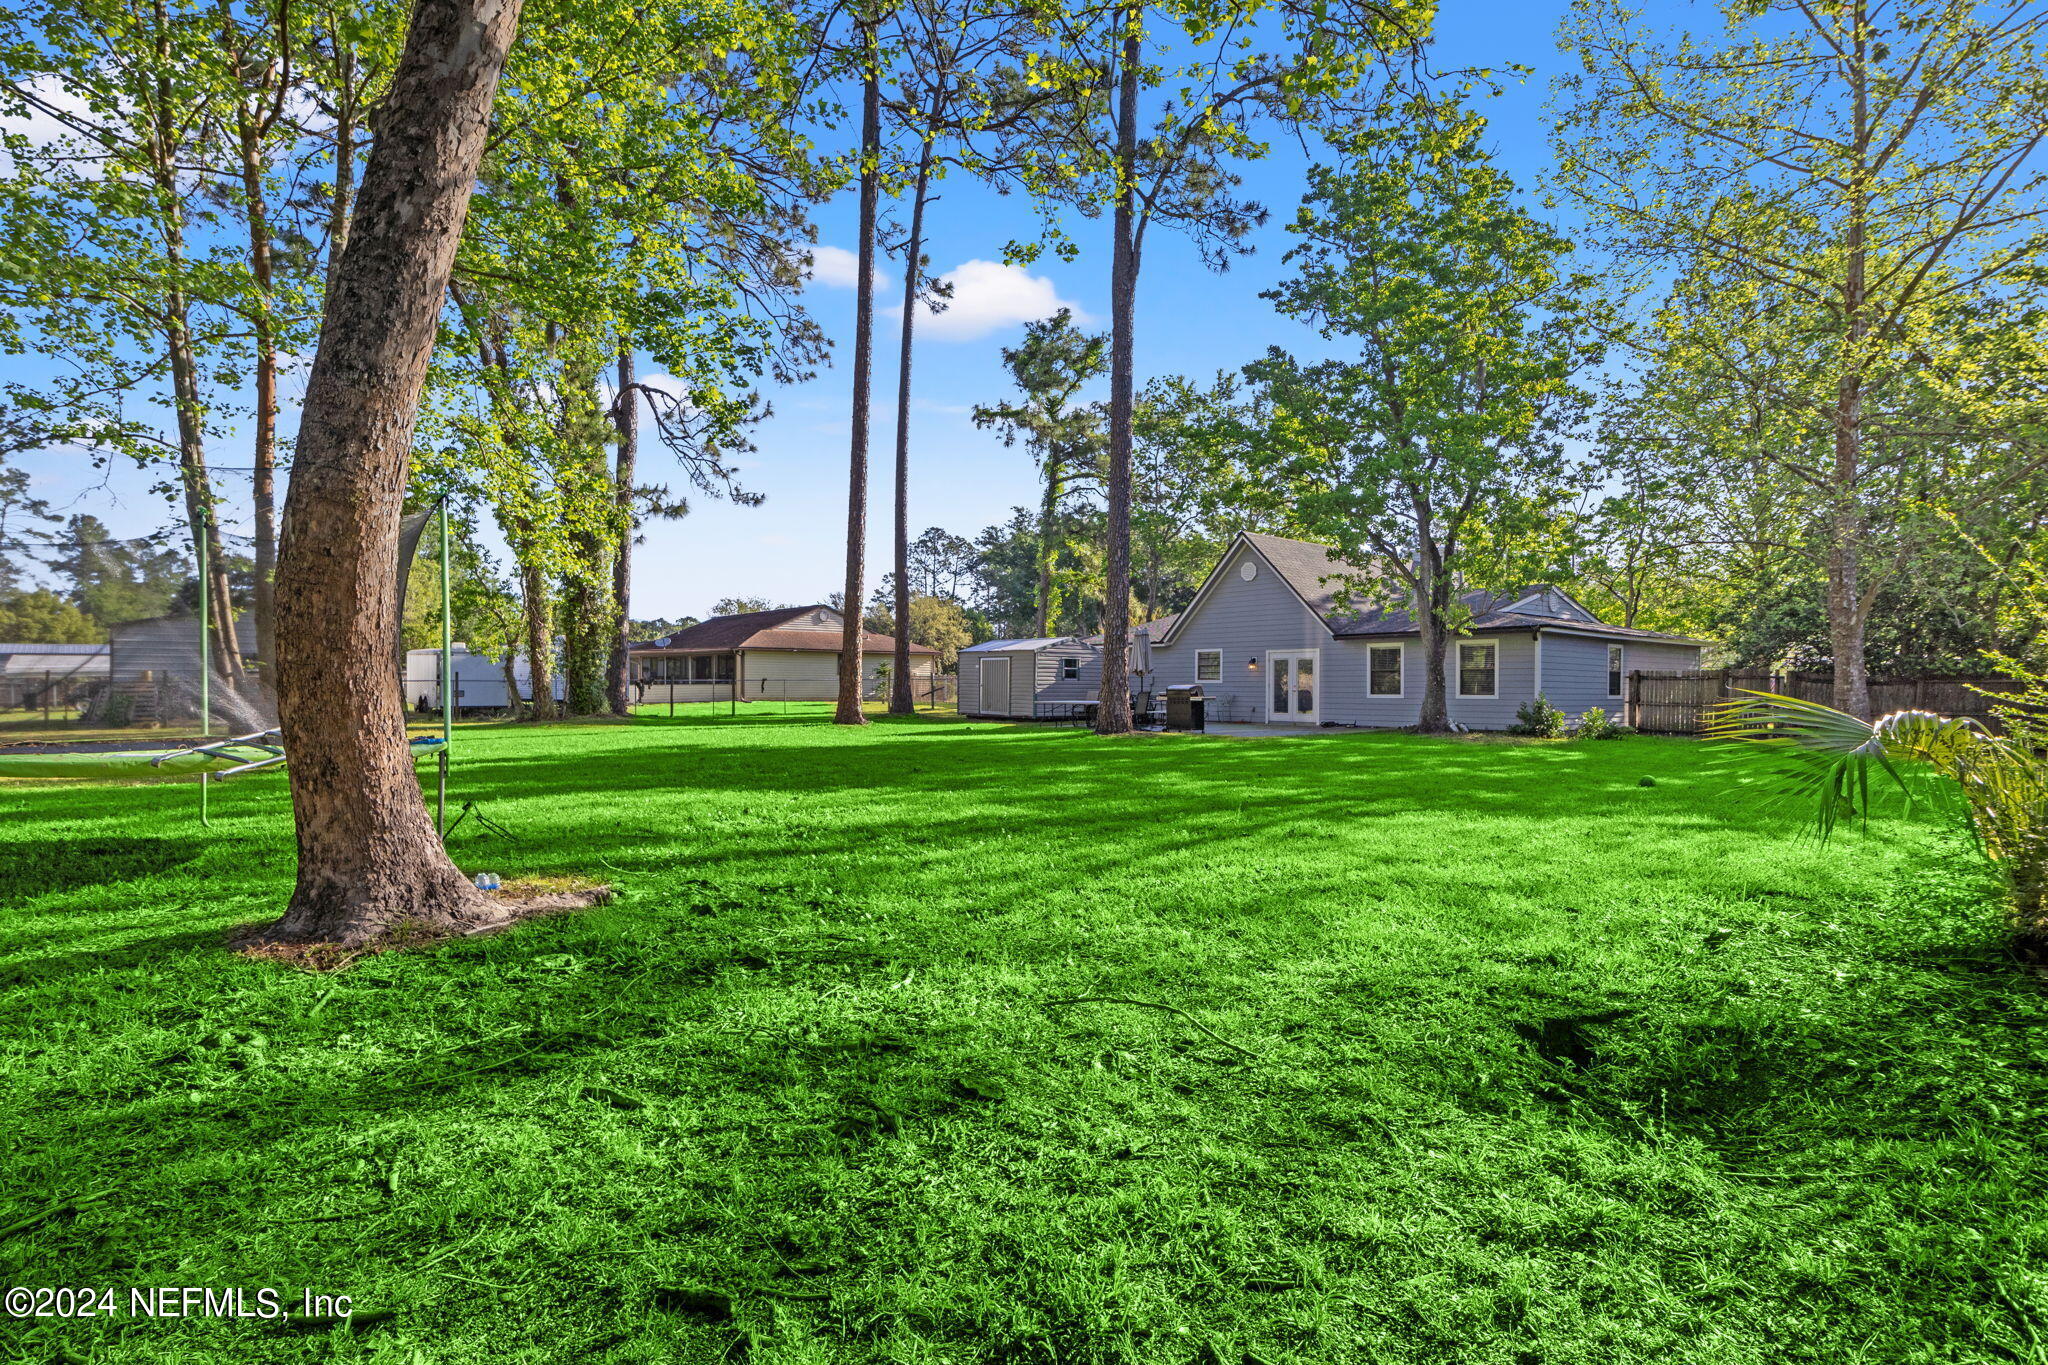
[1195,650,1221,682]
[1060,656,1080,680]
[1607,643,1625,698]
[1457,641,1499,699]
[1367,642,1404,698]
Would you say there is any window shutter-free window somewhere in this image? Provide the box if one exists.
[1061,657,1080,679]
[1196,651,1220,681]
[1458,643,1497,697]
[1368,646,1402,696]
[1607,644,1624,697]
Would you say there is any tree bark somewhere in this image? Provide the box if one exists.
[165,309,245,688]
[1035,461,1063,636]
[608,344,637,716]
[1827,0,1873,721]
[888,145,934,717]
[835,18,880,727]
[145,4,243,689]
[515,541,557,719]
[1094,4,1140,736]
[1414,529,1450,733]
[324,36,357,299]
[1826,493,1872,719]
[263,0,524,946]
[237,108,279,682]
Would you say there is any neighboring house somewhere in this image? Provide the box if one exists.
[628,604,937,703]
[1152,532,1706,728]
[0,642,109,708]
[108,615,258,686]
[959,637,1102,718]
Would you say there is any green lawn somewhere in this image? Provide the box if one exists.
[2,715,2043,1364]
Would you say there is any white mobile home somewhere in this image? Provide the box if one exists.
[401,644,563,711]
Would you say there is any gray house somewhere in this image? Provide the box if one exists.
[1151,532,1705,728]
[959,637,1102,718]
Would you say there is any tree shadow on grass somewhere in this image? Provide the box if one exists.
[0,837,204,897]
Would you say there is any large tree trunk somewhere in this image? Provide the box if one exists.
[834,21,880,727]
[262,0,523,946]
[1034,463,1062,637]
[324,39,356,298]
[238,111,280,683]
[499,652,526,721]
[1826,493,1872,720]
[1829,17,1873,722]
[1094,7,1140,736]
[558,348,612,717]
[561,561,611,715]
[146,0,242,690]
[1414,539,1450,734]
[608,344,637,716]
[166,312,246,688]
[888,147,934,717]
[515,543,557,720]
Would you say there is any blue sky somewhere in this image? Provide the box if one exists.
[6,0,1575,621]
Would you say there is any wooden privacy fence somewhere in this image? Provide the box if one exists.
[1626,669,2028,735]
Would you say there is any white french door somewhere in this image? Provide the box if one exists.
[1266,649,1319,724]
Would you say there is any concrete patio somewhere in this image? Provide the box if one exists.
[1146,721,1365,739]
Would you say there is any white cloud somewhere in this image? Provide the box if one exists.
[637,372,689,404]
[804,245,890,292]
[903,260,1090,341]
[0,75,98,169]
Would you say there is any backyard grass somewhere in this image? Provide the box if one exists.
[2,714,2044,1364]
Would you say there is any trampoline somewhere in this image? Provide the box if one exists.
[0,730,448,781]
[2,497,461,833]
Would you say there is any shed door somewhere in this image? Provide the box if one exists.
[979,657,1012,716]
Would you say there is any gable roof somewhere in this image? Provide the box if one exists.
[630,605,934,655]
[961,636,1093,653]
[1161,533,1708,647]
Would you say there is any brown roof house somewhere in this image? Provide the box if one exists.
[628,604,937,704]
[1150,532,1706,727]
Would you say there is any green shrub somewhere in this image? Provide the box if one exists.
[1510,693,1567,737]
[98,690,133,728]
[1575,707,1626,740]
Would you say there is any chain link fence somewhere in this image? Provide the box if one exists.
[634,673,957,717]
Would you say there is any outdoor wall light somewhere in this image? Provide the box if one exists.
[1248,657,1259,669]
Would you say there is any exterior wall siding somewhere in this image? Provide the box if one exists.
[1152,542,1363,723]
[1032,645,1101,710]
[737,648,928,702]
[110,617,259,685]
[1537,634,1703,718]
[959,641,1098,717]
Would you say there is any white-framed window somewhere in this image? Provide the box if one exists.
[1061,656,1080,680]
[1457,642,1498,698]
[1607,644,1624,697]
[1368,644,1403,696]
[1196,650,1221,681]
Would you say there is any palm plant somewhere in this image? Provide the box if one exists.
[1707,691,2048,950]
